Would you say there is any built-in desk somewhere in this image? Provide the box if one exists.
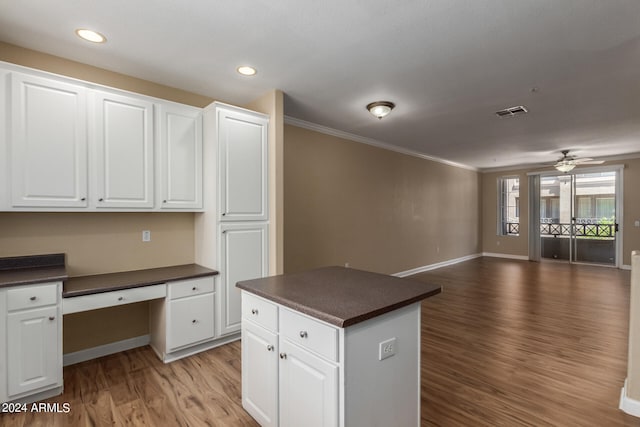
[1,255,232,404]
[62,264,217,314]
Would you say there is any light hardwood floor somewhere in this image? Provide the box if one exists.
[2,257,639,426]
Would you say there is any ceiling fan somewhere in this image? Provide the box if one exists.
[553,150,603,173]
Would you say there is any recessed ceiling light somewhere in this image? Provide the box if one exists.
[237,66,257,76]
[75,28,107,43]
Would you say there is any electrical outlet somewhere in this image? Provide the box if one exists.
[635,220,640,227]
[142,230,151,242]
[345,262,350,268]
[379,337,396,361]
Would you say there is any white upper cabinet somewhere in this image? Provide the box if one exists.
[10,73,88,208]
[0,64,204,212]
[218,106,268,221]
[91,90,154,208]
[158,103,203,209]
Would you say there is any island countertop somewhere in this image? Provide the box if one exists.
[236,266,441,327]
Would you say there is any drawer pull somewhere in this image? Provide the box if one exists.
[279,353,287,360]
[30,296,37,301]
[299,331,308,339]
[267,345,274,352]
[251,308,259,315]
[49,316,55,321]
[118,296,124,301]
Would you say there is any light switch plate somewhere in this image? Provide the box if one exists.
[379,337,396,361]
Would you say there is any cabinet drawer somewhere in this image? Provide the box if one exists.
[7,283,59,311]
[62,284,166,315]
[242,292,278,332]
[168,293,215,351]
[168,276,214,300]
[280,308,338,362]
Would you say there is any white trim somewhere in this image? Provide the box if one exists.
[622,264,632,271]
[63,334,150,366]
[482,252,529,261]
[620,379,640,417]
[284,116,477,172]
[393,254,482,278]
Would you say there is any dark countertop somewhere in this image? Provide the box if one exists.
[63,264,219,298]
[236,266,441,328]
[0,253,68,288]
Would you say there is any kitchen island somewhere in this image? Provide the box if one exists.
[236,266,441,427]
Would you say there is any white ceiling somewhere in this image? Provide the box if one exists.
[1,0,639,170]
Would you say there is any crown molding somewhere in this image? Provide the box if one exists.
[284,116,478,172]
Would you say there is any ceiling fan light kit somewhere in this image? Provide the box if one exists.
[552,149,603,173]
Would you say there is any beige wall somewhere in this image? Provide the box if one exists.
[481,157,640,266]
[0,43,212,353]
[283,124,481,275]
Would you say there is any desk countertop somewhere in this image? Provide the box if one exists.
[63,264,219,297]
[236,266,441,328]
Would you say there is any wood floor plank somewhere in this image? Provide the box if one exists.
[7,257,639,426]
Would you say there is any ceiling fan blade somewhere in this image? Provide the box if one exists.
[575,160,604,165]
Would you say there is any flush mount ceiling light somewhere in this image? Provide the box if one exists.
[75,28,106,43]
[367,101,395,119]
[237,66,257,76]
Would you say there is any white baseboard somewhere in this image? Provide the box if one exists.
[620,379,640,417]
[63,335,150,366]
[481,252,529,260]
[393,253,482,278]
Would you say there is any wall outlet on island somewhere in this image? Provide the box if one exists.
[142,230,151,242]
[379,337,396,361]
[345,262,350,268]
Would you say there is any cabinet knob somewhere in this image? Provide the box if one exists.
[118,296,124,301]
[99,198,104,202]
[251,309,259,315]
[163,200,167,203]
[30,296,37,301]
[222,213,226,216]
[81,197,86,201]
[49,316,55,321]
[192,286,197,291]
[267,345,274,352]
[192,319,198,324]
[279,353,287,360]
[299,331,308,339]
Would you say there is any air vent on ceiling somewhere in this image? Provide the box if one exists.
[495,105,528,118]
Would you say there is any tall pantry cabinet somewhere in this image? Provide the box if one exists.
[195,102,269,339]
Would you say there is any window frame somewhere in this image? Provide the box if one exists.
[497,175,520,236]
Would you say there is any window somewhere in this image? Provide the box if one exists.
[498,176,520,236]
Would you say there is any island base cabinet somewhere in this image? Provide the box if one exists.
[279,339,338,427]
[241,320,278,427]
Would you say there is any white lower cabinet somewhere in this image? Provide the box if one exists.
[241,291,422,427]
[149,276,217,362]
[219,223,268,337]
[1,282,63,403]
[278,339,338,427]
[242,320,279,427]
[241,292,339,427]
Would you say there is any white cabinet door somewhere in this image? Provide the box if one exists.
[158,103,202,209]
[279,339,339,427]
[7,306,60,396]
[242,320,278,427]
[218,107,268,221]
[219,223,268,336]
[167,293,215,351]
[92,90,154,208]
[10,73,88,207]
